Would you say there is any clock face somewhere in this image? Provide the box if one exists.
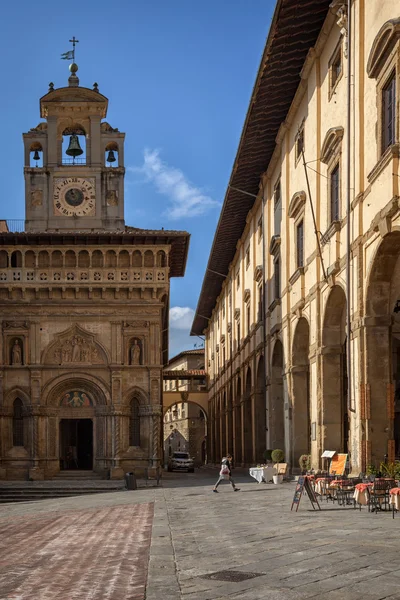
[53,177,96,217]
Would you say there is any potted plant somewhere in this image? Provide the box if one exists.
[271,449,285,484]
[299,454,311,474]
[380,461,400,479]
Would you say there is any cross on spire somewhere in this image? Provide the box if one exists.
[69,36,79,61]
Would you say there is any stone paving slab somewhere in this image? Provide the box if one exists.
[1,469,400,599]
[0,502,153,599]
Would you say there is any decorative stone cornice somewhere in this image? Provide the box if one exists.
[321,127,344,164]
[139,404,162,417]
[269,235,281,256]
[288,191,306,219]
[367,18,400,79]
[254,265,263,282]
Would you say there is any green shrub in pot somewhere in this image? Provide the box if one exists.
[271,449,284,463]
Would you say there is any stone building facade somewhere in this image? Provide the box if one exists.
[0,63,189,480]
[192,0,400,473]
[163,349,206,465]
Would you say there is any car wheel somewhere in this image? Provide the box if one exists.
[188,469,194,473]
[167,466,172,472]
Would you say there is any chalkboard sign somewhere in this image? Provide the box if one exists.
[291,476,321,512]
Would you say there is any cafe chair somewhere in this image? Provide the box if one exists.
[369,479,394,513]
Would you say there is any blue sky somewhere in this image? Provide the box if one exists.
[0,0,274,357]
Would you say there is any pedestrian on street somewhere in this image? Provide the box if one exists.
[213,454,240,492]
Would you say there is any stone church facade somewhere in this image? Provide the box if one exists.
[0,62,189,480]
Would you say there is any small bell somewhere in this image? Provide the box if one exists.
[106,150,116,164]
[32,150,41,162]
[66,134,83,158]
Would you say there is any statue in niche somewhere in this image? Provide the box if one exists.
[130,338,142,365]
[11,339,22,366]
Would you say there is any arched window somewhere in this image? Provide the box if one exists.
[13,398,24,446]
[129,398,140,446]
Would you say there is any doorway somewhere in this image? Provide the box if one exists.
[60,419,93,470]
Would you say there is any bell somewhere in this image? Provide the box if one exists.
[32,150,41,162]
[106,150,116,164]
[66,134,83,158]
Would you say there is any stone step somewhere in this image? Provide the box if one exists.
[0,482,126,503]
[53,470,103,479]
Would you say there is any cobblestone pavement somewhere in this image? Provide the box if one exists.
[1,469,400,599]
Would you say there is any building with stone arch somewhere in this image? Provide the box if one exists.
[0,61,189,480]
[192,0,400,474]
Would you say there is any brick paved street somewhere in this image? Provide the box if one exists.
[1,470,400,599]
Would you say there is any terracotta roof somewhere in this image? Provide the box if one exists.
[0,226,190,278]
[167,348,205,366]
[163,369,206,379]
[191,0,332,335]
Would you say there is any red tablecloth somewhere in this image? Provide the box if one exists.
[355,483,372,492]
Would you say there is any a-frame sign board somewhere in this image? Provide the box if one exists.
[291,476,321,512]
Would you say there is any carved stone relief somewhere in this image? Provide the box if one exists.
[124,321,150,329]
[2,321,29,330]
[44,326,106,365]
[31,189,43,207]
[106,190,118,206]
[53,335,102,364]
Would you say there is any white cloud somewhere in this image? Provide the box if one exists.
[169,306,195,330]
[131,149,220,220]
[169,306,200,358]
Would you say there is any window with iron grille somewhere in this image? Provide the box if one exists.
[246,303,251,334]
[382,71,396,152]
[274,180,281,210]
[13,398,24,446]
[330,44,342,94]
[296,220,304,268]
[257,285,263,321]
[129,398,140,446]
[245,246,250,269]
[295,127,305,162]
[274,256,280,299]
[330,163,340,222]
[258,216,263,241]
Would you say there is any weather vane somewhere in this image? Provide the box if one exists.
[61,37,79,62]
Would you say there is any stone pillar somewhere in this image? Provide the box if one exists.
[109,406,124,480]
[291,366,310,469]
[0,407,8,479]
[139,404,162,469]
[365,319,392,466]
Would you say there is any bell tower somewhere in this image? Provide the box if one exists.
[23,50,125,231]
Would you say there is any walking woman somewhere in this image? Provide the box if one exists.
[213,454,240,492]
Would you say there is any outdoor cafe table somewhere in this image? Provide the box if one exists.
[249,465,276,483]
[389,487,400,511]
[314,477,330,495]
[353,482,373,506]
